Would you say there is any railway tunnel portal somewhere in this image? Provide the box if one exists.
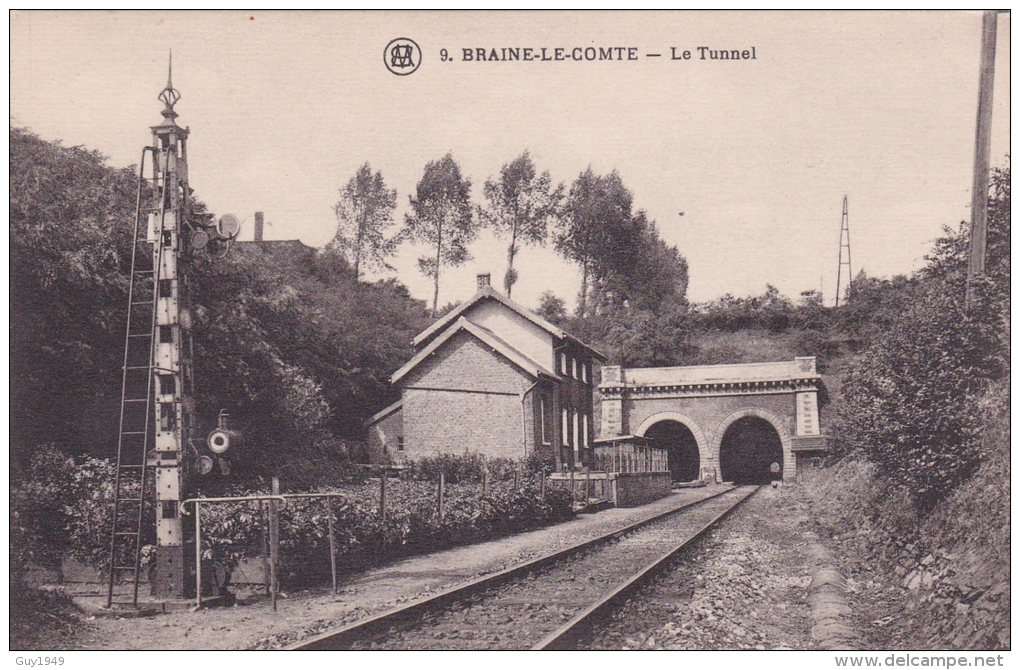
[599,357,829,483]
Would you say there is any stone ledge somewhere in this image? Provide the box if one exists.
[802,530,860,649]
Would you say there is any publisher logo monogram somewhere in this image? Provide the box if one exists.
[385,38,421,76]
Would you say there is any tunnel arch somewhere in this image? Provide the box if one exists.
[712,409,792,484]
[635,411,707,482]
[643,420,701,482]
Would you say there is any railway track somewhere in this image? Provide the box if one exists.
[290,484,759,650]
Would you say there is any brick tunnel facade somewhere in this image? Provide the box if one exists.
[599,358,828,483]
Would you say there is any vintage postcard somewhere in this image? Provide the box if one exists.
[9,10,1010,660]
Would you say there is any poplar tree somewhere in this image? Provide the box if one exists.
[555,168,633,317]
[330,163,398,280]
[403,154,476,315]
[478,151,563,298]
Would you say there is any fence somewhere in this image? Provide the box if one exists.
[593,442,668,474]
[177,465,562,609]
[180,479,349,611]
[547,469,613,506]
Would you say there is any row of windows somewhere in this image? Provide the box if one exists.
[559,352,589,384]
[561,408,590,450]
[539,398,590,449]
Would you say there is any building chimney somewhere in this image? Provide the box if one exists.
[254,211,264,242]
[476,273,491,290]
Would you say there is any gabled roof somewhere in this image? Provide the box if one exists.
[392,317,560,385]
[364,399,402,428]
[412,286,606,361]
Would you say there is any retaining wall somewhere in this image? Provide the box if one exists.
[614,471,673,507]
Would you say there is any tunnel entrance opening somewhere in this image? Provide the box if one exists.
[643,420,700,482]
[719,417,784,484]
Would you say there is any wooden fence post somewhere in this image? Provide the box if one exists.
[514,464,520,490]
[437,470,445,523]
[379,470,388,522]
[270,477,280,612]
[541,467,547,497]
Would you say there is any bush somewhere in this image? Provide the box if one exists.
[401,451,556,483]
[799,379,1010,650]
[11,448,572,591]
[798,459,919,569]
[11,446,123,571]
[830,278,999,511]
[187,456,573,587]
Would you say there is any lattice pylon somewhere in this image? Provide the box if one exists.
[834,196,852,307]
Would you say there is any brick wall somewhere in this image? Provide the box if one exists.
[403,389,526,459]
[401,331,534,460]
[615,472,673,507]
[627,393,795,443]
[403,330,531,394]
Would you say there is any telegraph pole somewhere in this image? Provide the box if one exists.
[965,10,999,309]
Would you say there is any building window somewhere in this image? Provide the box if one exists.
[562,408,569,446]
[573,411,579,456]
[560,352,567,375]
[581,363,588,384]
[397,437,405,452]
[583,413,589,447]
[540,397,550,445]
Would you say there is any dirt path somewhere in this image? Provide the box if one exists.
[587,485,854,650]
[74,486,729,650]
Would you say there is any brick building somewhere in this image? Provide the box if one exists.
[365,274,605,468]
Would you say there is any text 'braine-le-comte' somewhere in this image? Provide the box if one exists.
[453,46,758,62]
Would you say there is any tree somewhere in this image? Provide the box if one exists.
[190,243,430,486]
[830,162,1009,511]
[403,154,476,315]
[535,291,568,326]
[478,151,563,298]
[9,127,137,465]
[330,163,398,280]
[9,127,434,487]
[606,212,689,313]
[555,168,633,317]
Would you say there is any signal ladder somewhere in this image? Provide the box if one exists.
[105,147,176,608]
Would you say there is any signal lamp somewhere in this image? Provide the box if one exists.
[195,455,214,476]
[217,214,241,239]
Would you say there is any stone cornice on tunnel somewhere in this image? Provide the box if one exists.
[600,377,822,399]
[599,357,825,402]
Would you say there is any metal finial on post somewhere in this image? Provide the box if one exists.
[158,51,181,116]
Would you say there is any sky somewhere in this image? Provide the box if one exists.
[9,11,1011,311]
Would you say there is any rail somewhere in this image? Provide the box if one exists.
[289,485,744,650]
[535,485,760,649]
